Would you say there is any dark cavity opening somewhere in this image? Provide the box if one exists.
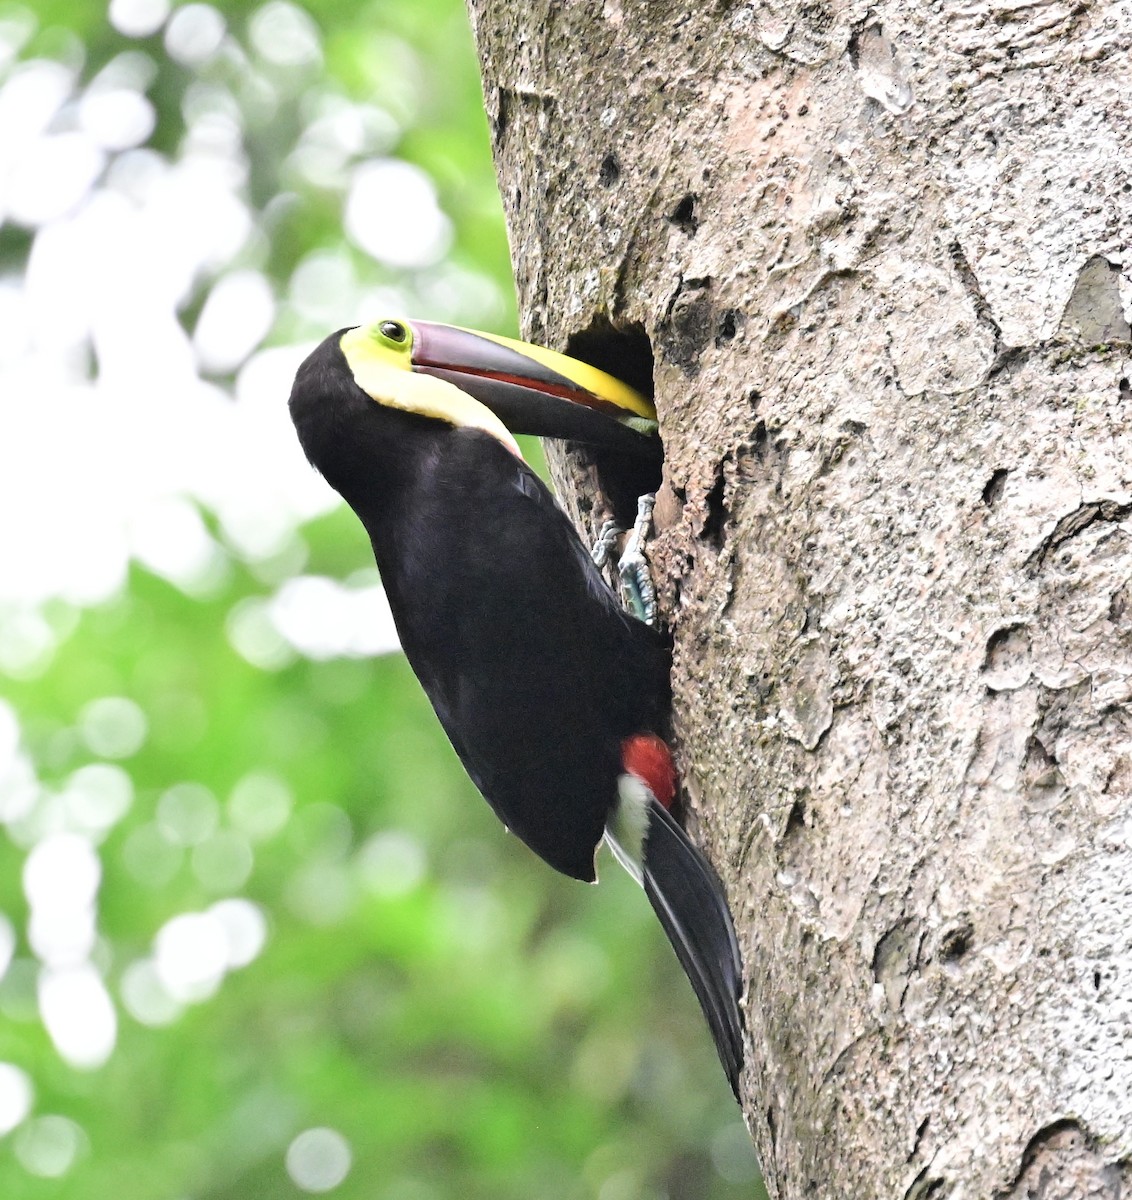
[668,193,699,235]
[564,320,661,525]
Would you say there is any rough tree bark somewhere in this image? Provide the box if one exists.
[466,2,1132,1196]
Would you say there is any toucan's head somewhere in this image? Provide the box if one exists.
[290,317,659,476]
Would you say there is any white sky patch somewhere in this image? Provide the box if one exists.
[0,1062,33,1135]
[0,61,74,170]
[289,249,358,325]
[269,574,400,659]
[38,965,118,1069]
[345,158,452,269]
[193,269,276,374]
[0,61,467,636]
[0,339,335,609]
[127,495,229,596]
[5,131,106,227]
[286,1127,352,1193]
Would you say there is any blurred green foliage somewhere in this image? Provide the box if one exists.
[0,0,762,1196]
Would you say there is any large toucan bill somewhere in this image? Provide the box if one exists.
[288,317,744,1097]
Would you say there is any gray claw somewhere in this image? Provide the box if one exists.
[591,518,622,568]
[617,494,657,625]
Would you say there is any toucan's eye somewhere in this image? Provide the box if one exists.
[380,320,407,343]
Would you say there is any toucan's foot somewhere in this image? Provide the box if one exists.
[590,518,622,569]
[618,493,657,625]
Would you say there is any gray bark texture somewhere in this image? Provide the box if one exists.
[466,1,1132,1196]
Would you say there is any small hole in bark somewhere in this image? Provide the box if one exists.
[982,468,1008,505]
[495,88,509,141]
[669,193,699,234]
[715,309,742,345]
[1093,968,1102,990]
[939,923,973,962]
[703,463,728,549]
[784,797,806,837]
[599,153,620,186]
[1120,377,1130,394]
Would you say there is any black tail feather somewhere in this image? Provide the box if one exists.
[642,797,744,1097]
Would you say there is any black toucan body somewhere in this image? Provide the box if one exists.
[288,318,743,1095]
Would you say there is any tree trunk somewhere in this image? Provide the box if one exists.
[466,1,1132,1195]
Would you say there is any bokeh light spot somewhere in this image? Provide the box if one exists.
[0,1062,33,1135]
[24,833,101,911]
[209,898,268,968]
[193,269,275,374]
[121,823,182,888]
[269,574,400,659]
[156,782,220,846]
[227,597,296,671]
[63,763,134,834]
[285,1126,352,1193]
[38,965,118,1069]
[164,4,225,66]
[77,696,147,759]
[14,1114,86,1178]
[0,913,16,983]
[78,87,155,151]
[0,606,56,679]
[356,831,425,898]
[119,958,183,1027]
[191,831,254,892]
[228,771,293,841]
[344,159,452,269]
[153,910,228,1003]
[249,2,321,67]
[108,0,171,39]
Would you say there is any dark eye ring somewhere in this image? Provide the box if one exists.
[380,320,407,343]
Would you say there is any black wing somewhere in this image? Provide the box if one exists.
[373,429,668,881]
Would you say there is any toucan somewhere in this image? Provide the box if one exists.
[288,318,744,1096]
